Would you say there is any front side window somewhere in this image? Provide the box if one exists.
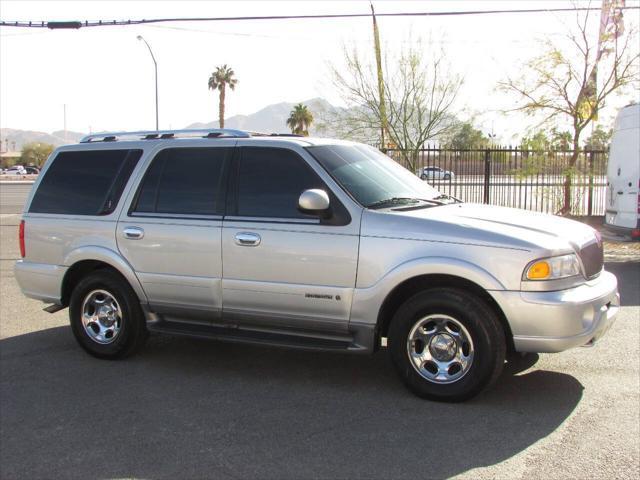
[236,147,324,219]
[133,147,230,216]
[307,144,442,207]
[29,149,142,215]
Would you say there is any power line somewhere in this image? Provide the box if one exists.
[1,6,639,29]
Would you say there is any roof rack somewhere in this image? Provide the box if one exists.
[249,132,304,138]
[80,128,252,143]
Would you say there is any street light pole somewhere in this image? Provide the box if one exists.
[137,35,159,130]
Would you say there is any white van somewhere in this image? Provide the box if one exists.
[605,103,640,239]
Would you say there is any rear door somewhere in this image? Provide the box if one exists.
[606,105,640,229]
[221,144,361,334]
[117,143,233,323]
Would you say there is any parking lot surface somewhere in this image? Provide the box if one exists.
[0,183,33,214]
[1,213,638,479]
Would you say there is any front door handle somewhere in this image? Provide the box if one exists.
[123,226,144,240]
[235,232,261,247]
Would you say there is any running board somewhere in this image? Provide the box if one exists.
[43,304,66,314]
[146,320,354,351]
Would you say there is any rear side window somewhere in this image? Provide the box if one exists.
[29,149,142,215]
[132,147,230,216]
[236,147,323,219]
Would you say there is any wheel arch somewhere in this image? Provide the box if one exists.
[376,274,514,353]
[61,247,147,306]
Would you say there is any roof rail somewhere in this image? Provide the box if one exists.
[248,132,304,138]
[79,128,252,143]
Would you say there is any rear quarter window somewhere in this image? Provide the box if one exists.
[29,149,142,215]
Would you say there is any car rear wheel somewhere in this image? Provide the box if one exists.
[69,270,147,359]
[388,288,505,402]
[444,173,451,180]
[420,173,428,180]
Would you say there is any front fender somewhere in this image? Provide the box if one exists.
[63,246,148,303]
[350,256,505,328]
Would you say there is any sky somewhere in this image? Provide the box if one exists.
[0,0,639,143]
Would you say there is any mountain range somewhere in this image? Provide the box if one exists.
[0,128,85,151]
[186,97,338,134]
[1,98,340,149]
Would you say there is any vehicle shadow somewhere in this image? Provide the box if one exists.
[1,327,582,480]
[605,261,640,307]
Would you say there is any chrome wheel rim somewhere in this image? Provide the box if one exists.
[81,289,122,345]
[407,314,474,384]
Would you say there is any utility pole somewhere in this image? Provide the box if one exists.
[371,3,388,151]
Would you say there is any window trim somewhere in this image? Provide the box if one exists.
[228,146,351,226]
[130,212,224,221]
[224,215,320,225]
[128,146,232,219]
[97,149,143,215]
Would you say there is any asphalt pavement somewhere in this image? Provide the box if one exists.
[1,209,639,478]
[0,182,32,214]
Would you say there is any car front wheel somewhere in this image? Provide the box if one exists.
[388,288,505,402]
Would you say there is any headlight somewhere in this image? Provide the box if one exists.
[523,254,581,281]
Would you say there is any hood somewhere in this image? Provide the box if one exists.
[362,203,598,254]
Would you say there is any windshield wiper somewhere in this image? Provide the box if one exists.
[366,197,444,209]
[432,194,462,203]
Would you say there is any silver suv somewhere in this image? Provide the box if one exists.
[15,129,619,401]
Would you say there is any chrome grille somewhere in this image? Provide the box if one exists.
[579,241,604,279]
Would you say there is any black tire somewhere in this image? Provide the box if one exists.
[69,270,147,359]
[420,173,428,180]
[388,288,505,402]
[444,173,451,180]
[505,351,540,375]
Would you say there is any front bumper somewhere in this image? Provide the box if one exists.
[491,270,620,353]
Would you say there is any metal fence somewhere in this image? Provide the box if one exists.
[386,146,608,216]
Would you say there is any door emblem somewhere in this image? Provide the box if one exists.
[305,293,334,300]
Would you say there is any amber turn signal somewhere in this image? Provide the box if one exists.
[526,260,551,280]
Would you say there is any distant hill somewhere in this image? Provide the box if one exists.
[0,98,348,149]
[187,97,340,135]
[0,128,85,150]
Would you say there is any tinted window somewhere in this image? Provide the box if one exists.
[133,147,229,216]
[236,148,323,219]
[29,149,142,215]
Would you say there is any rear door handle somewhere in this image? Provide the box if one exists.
[123,226,144,240]
[235,232,261,246]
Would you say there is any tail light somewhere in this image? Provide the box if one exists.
[18,220,25,258]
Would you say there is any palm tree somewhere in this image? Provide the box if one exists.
[286,103,314,136]
[207,65,238,128]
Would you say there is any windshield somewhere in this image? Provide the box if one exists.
[306,144,442,207]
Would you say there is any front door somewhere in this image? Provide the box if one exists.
[117,144,233,323]
[221,145,360,333]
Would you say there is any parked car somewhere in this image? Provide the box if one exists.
[416,166,454,181]
[15,129,619,402]
[605,103,639,240]
[4,165,27,175]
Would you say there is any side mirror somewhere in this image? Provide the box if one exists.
[298,189,330,215]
